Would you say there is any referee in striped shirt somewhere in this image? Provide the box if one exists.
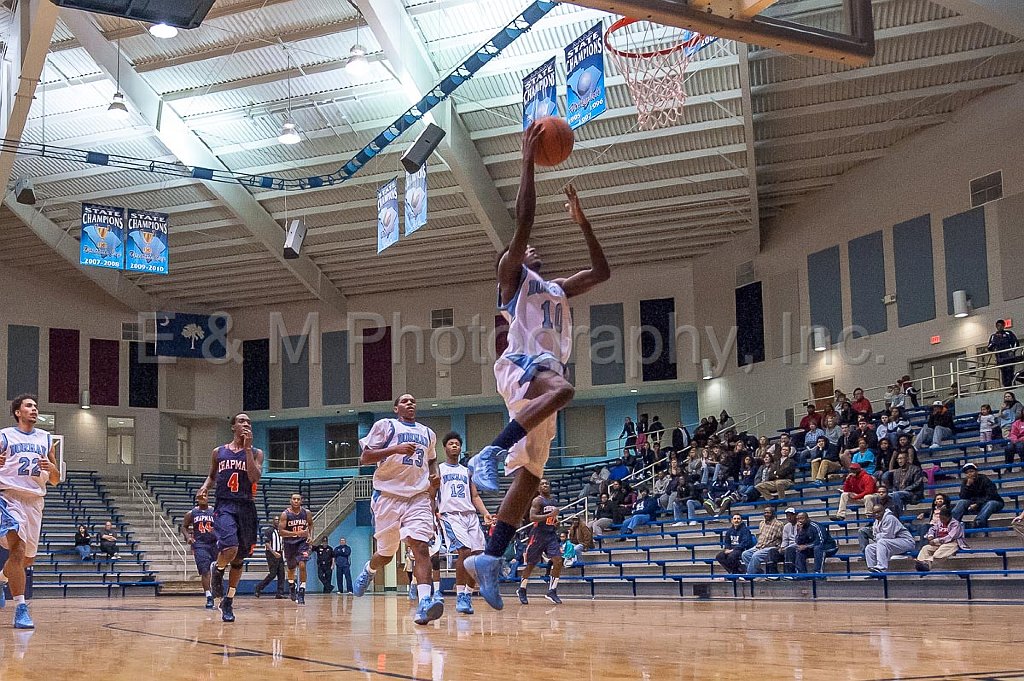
[254,516,286,598]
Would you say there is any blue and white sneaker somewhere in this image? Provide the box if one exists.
[13,603,34,629]
[455,592,474,614]
[205,595,215,609]
[413,595,443,625]
[408,582,417,601]
[464,553,503,610]
[467,445,504,493]
[352,562,373,597]
[0,584,6,609]
[431,590,444,610]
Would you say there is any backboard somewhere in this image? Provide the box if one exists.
[563,0,875,65]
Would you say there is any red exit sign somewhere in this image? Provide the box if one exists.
[1005,318,1014,329]
[930,335,941,345]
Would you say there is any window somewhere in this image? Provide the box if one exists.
[121,322,142,342]
[431,308,454,329]
[176,425,191,470]
[325,423,360,469]
[970,171,1002,208]
[268,427,300,472]
[107,417,135,465]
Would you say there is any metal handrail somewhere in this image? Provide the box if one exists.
[516,496,589,533]
[128,473,190,580]
[310,480,357,542]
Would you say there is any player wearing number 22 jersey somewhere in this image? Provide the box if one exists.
[352,394,443,626]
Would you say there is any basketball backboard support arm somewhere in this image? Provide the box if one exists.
[564,0,875,65]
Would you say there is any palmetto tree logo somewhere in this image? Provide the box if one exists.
[182,323,205,350]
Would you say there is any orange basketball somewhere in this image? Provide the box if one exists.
[534,116,574,167]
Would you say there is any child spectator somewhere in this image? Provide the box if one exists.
[978,404,997,452]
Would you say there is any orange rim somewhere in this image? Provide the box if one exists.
[604,17,710,59]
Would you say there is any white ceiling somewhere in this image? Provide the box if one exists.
[2,0,1023,309]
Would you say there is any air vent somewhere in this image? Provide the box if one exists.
[736,260,755,288]
[970,171,1002,208]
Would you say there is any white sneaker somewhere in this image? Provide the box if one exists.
[671,522,687,527]
[688,521,697,526]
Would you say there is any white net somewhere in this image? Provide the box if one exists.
[605,19,719,131]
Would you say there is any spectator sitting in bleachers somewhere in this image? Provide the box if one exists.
[885,452,925,508]
[892,433,920,469]
[741,506,785,577]
[1013,509,1024,543]
[716,513,755,574]
[912,493,952,540]
[607,459,630,482]
[856,484,903,552]
[851,388,872,420]
[798,422,826,463]
[831,462,877,521]
[900,375,920,409]
[915,401,955,449]
[952,463,1004,529]
[588,493,620,537]
[888,408,912,442]
[568,516,593,552]
[582,471,603,498]
[915,506,967,572]
[875,412,897,448]
[838,424,859,466]
[652,470,671,501]
[998,391,1022,439]
[835,393,855,425]
[74,524,92,562]
[559,531,579,568]
[1004,410,1024,473]
[98,521,119,560]
[883,384,896,411]
[864,507,916,575]
[850,438,877,475]
[785,512,837,577]
[754,446,795,501]
[768,432,792,458]
[855,417,880,450]
[703,467,738,517]
[794,404,820,450]
[809,436,841,485]
[621,487,658,535]
[874,439,894,476]
[733,454,761,503]
[822,415,842,450]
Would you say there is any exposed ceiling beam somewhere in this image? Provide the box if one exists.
[928,0,1024,39]
[0,0,59,191]
[354,0,515,251]
[60,8,347,310]
[736,44,760,252]
[754,114,950,148]
[4,197,159,311]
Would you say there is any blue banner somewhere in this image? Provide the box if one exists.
[566,23,607,130]
[79,203,125,270]
[523,56,557,129]
[155,312,228,359]
[405,165,427,236]
[125,208,169,275]
[377,178,400,254]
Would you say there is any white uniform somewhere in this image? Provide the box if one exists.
[437,462,485,552]
[0,427,52,559]
[360,418,437,557]
[496,266,571,478]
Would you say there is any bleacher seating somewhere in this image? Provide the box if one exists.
[509,405,1024,601]
[33,471,158,598]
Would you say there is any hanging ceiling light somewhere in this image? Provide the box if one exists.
[347,43,369,76]
[149,22,178,39]
[278,121,301,145]
[108,37,130,120]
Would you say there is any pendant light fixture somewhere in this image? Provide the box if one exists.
[107,38,130,120]
[278,50,302,145]
[347,26,369,76]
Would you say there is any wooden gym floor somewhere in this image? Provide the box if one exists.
[0,595,1021,680]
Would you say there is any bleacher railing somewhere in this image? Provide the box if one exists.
[310,480,358,542]
[127,472,190,580]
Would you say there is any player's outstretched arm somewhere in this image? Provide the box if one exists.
[557,183,609,298]
[499,123,544,299]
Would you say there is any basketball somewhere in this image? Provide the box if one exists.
[534,116,574,167]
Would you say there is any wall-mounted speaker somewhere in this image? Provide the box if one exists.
[50,0,216,29]
[400,123,446,174]
[283,219,307,260]
[14,178,35,206]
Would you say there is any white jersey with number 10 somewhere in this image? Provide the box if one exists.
[499,265,571,369]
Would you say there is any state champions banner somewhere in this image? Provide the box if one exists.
[523,56,557,129]
[565,23,607,130]
[80,203,125,270]
[377,178,400,253]
[405,164,427,236]
[125,208,169,275]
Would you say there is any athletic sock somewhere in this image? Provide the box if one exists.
[13,595,25,605]
[490,420,527,452]
[519,578,528,589]
[417,584,432,601]
[485,520,517,558]
[205,590,212,597]
[432,581,441,594]
[227,586,237,598]
[299,582,306,590]
[550,578,559,590]
[215,562,227,572]
[365,563,377,575]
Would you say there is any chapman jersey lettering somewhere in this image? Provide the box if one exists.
[284,508,310,544]
[215,446,254,501]
[530,494,559,538]
[0,427,52,496]
[499,266,571,368]
[190,506,216,544]
[360,418,436,498]
[437,462,475,514]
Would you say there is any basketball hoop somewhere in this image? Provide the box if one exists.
[605,18,719,131]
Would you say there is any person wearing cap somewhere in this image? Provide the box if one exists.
[951,463,1004,528]
[864,506,916,574]
[830,462,877,521]
[913,401,955,449]
[742,506,785,577]
[785,512,838,577]
[779,507,799,574]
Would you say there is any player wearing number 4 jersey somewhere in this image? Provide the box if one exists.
[182,489,217,609]
[466,122,609,610]
[198,412,263,622]
[437,432,492,615]
[352,394,443,626]
[0,395,60,629]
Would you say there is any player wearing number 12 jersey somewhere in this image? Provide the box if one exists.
[352,394,442,626]
[198,412,263,622]
[0,395,60,629]
[466,123,609,610]
[182,489,217,609]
